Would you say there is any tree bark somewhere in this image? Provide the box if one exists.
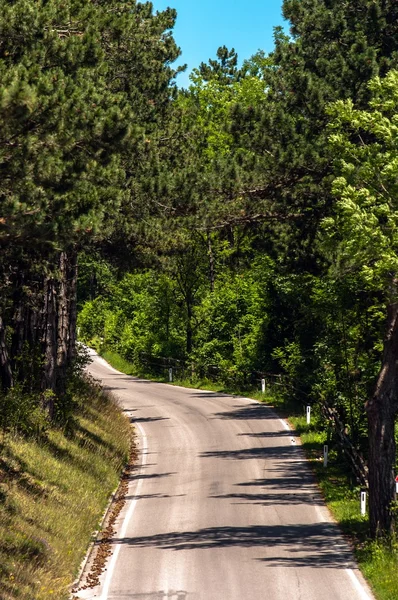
[42,276,57,416]
[67,249,78,365]
[56,252,69,397]
[366,301,398,537]
[0,316,13,390]
[207,231,215,292]
[186,299,193,356]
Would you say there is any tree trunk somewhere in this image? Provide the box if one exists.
[11,290,25,369]
[366,301,398,537]
[42,276,57,416]
[207,231,215,292]
[56,252,69,397]
[67,249,78,365]
[186,298,193,356]
[0,316,13,390]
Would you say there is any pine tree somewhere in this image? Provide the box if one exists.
[0,0,180,416]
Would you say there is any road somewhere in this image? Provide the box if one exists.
[77,350,374,600]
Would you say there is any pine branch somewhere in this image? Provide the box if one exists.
[198,212,302,230]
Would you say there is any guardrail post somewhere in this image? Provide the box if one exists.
[323,445,328,468]
[360,491,367,515]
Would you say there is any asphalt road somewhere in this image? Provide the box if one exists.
[78,350,374,600]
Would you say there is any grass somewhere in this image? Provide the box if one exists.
[99,348,398,600]
[0,376,131,600]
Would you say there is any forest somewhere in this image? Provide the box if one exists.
[1,0,398,545]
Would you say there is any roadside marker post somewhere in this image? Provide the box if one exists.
[169,368,173,382]
[323,445,328,468]
[395,476,398,495]
[361,491,367,516]
[261,378,266,393]
[306,405,311,425]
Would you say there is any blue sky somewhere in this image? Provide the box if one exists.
[152,0,286,87]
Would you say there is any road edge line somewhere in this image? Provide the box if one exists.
[99,421,148,600]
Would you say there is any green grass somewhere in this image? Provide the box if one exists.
[99,348,398,600]
[0,377,131,600]
[101,350,137,377]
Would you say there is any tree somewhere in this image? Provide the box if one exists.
[0,0,180,417]
[199,46,245,84]
[323,70,398,537]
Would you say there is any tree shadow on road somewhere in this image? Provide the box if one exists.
[210,490,323,507]
[211,403,276,420]
[111,523,355,568]
[200,443,303,461]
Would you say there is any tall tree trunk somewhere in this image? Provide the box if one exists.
[10,270,29,381]
[186,298,193,356]
[56,252,69,397]
[366,301,398,537]
[42,276,57,416]
[207,231,215,292]
[67,249,78,365]
[0,316,13,390]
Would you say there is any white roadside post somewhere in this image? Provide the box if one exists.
[396,476,398,495]
[360,491,367,516]
[169,367,173,383]
[323,445,328,468]
[306,405,311,425]
[261,378,266,393]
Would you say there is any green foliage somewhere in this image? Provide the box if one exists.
[78,270,187,364]
[0,0,181,416]
[0,385,49,437]
[323,70,398,292]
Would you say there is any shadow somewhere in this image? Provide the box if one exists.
[200,443,303,461]
[237,431,294,438]
[212,404,276,421]
[124,493,186,501]
[114,593,189,599]
[0,453,45,499]
[188,392,232,399]
[111,523,354,568]
[210,491,322,507]
[130,416,169,424]
[236,472,317,491]
[129,472,176,482]
[123,405,156,410]
[103,385,130,392]
[72,422,120,455]
[114,377,168,386]
[125,493,171,500]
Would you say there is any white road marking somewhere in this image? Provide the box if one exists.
[99,421,148,600]
[280,418,290,431]
[346,568,373,600]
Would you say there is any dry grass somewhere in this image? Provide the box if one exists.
[0,377,131,600]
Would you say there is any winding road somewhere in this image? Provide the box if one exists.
[77,350,374,600]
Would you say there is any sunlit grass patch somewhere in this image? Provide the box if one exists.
[101,350,137,377]
[0,378,131,600]
[358,538,398,600]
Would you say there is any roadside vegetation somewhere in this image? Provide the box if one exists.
[97,347,398,600]
[0,375,131,600]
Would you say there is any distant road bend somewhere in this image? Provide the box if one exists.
[77,349,375,600]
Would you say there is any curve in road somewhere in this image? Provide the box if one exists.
[76,350,374,600]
